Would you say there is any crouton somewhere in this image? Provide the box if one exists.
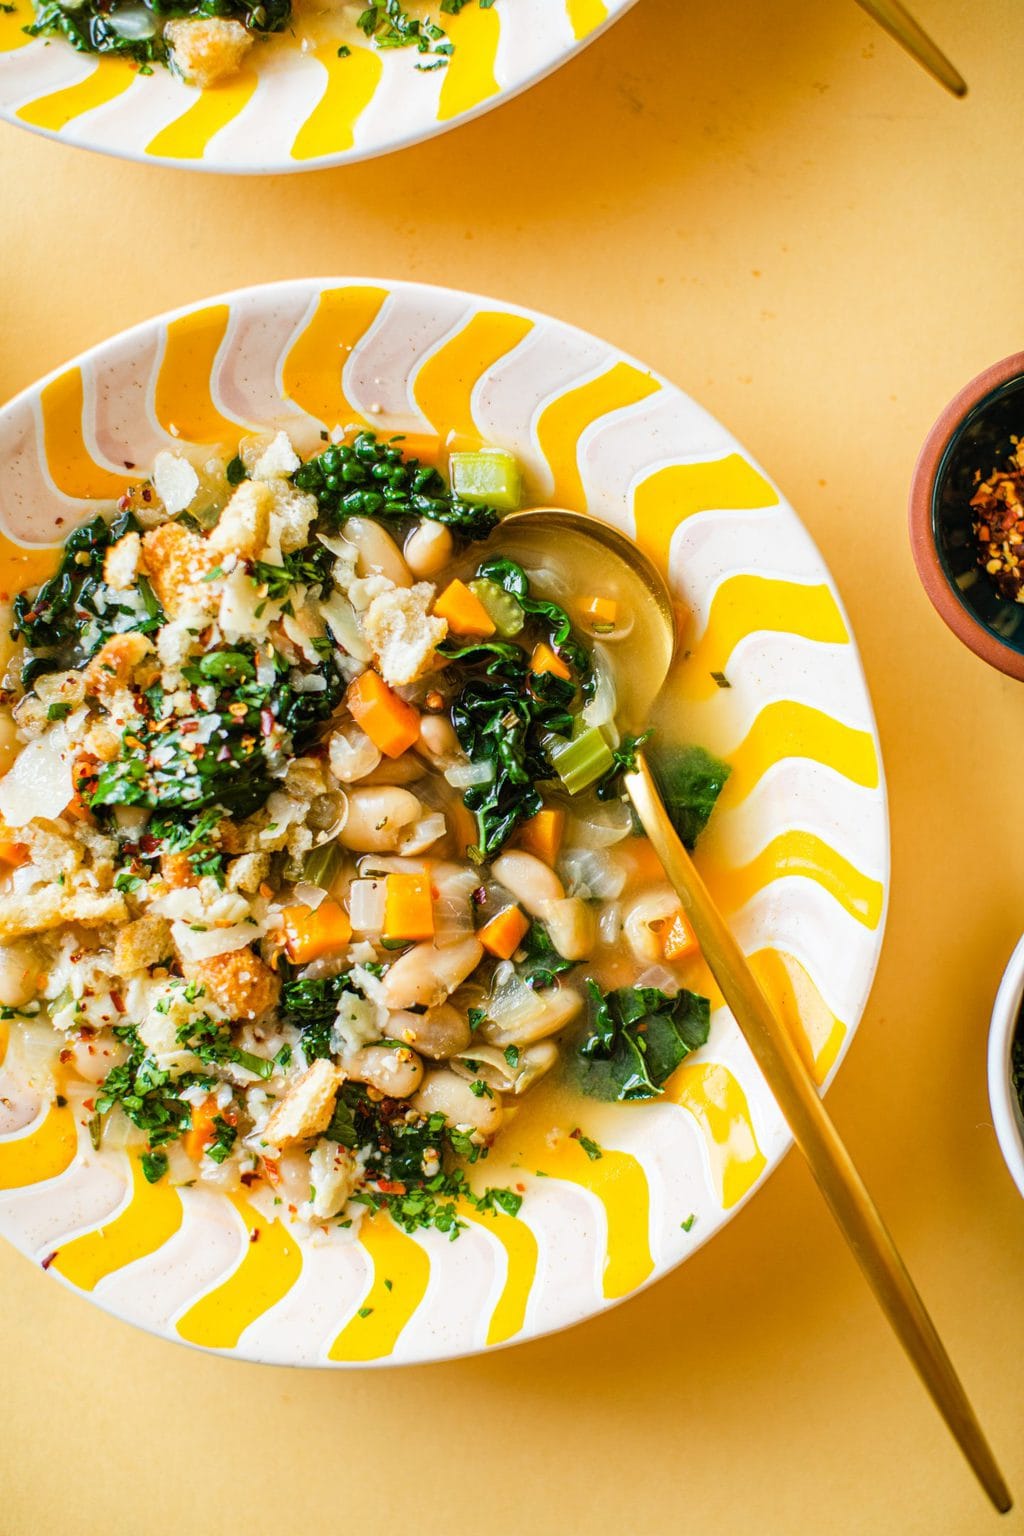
[113,915,172,975]
[262,1059,344,1151]
[268,483,319,555]
[141,523,220,619]
[0,884,128,943]
[208,480,272,564]
[183,946,280,1020]
[165,15,253,89]
[103,531,143,592]
[82,720,121,763]
[303,1138,358,1220]
[83,633,156,701]
[160,851,198,890]
[226,852,270,894]
[362,582,447,686]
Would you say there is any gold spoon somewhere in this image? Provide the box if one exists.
[854,0,967,97]
[496,508,1010,1514]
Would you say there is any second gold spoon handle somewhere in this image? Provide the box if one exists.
[624,755,1010,1514]
[853,0,967,96]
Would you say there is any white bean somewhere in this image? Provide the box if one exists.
[344,1043,424,1098]
[540,896,596,962]
[329,721,382,785]
[389,1004,472,1061]
[381,936,484,1011]
[0,710,19,779]
[339,787,422,852]
[0,942,39,1009]
[491,850,565,917]
[416,713,461,767]
[481,983,583,1047]
[411,1069,504,1139]
[343,516,412,586]
[623,886,681,963]
[66,1033,123,1085]
[358,757,426,787]
[404,520,454,579]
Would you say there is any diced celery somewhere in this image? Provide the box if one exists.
[468,577,525,637]
[545,725,615,795]
[449,449,523,511]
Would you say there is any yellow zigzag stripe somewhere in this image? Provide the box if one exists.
[155,305,241,444]
[40,368,138,501]
[749,948,847,1086]
[0,1020,7,1066]
[175,1195,301,1350]
[529,1136,652,1300]
[0,537,60,599]
[668,1062,766,1209]
[632,454,778,575]
[701,828,884,930]
[329,1211,430,1361]
[719,699,880,807]
[292,45,382,161]
[413,311,534,446]
[0,1101,77,1190]
[0,5,32,50]
[462,1204,539,1346]
[16,59,136,130]
[536,362,660,510]
[281,286,389,430]
[438,3,501,122]
[567,0,609,38]
[147,70,258,160]
[53,1155,183,1291]
[678,575,850,701]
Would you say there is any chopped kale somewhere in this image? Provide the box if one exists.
[519,920,574,989]
[649,742,732,850]
[576,981,710,1101]
[26,0,290,68]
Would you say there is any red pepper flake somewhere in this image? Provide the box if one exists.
[41,1250,59,1270]
[375,1179,407,1195]
[58,1048,72,1065]
[249,1228,260,1244]
[240,1170,258,1187]
[970,439,1024,599]
[180,720,198,734]
[110,990,125,1014]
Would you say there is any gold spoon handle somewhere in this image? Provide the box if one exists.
[853,0,967,96]
[624,755,1010,1514]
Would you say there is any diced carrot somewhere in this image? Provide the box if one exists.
[478,904,530,960]
[346,670,420,759]
[183,1094,221,1163]
[663,910,699,963]
[530,642,571,681]
[581,595,618,627]
[0,841,29,867]
[518,806,565,866]
[282,900,352,963]
[383,873,434,942]
[434,579,496,638]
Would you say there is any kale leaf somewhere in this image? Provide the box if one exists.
[575,981,710,1101]
[294,432,499,541]
[26,0,290,68]
[519,920,575,989]
[648,742,732,849]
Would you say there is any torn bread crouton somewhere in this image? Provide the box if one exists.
[165,16,253,89]
[362,582,447,686]
[160,851,198,890]
[208,480,272,564]
[103,531,143,592]
[113,915,172,975]
[268,482,318,555]
[226,852,271,894]
[142,522,221,619]
[262,1059,345,1151]
[183,947,280,1020]
[83,633,156,700]
[0,884,128,943]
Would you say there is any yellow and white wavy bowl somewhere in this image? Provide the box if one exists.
[0,278,888,1365]
[0,0,636,173]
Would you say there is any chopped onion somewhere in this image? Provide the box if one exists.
[292,882,328,911]
[290,672,328,694]
[598,901,622,945]
[635,964,680,995]
[581,655,617,730]
[321,590,371,661]
[107,7,157,40]
[564,797,633,849]
[348,877,386,934]
[444,759,494,789]
[171,922,264,963]
[399,812,447,855]
[485,970,548,1037]
[558,846,627,900]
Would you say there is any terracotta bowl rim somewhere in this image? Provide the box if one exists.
[908,350,1024,682]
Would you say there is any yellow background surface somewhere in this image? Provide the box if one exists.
[1,1,1022,1531]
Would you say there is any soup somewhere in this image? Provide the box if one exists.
[0,429,727,1235]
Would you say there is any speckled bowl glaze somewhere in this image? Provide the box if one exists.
[0,279,889,1365]
[0,0,636,174]
[909,352,1024,682]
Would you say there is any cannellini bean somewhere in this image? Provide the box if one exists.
[411,1068,504,1139]
[480,983,583,1047]
[65,1033,123,1085]
[623,886,681,963]
[381,936,484,1011]
[344,1043,424,1098]
[0,710,19,779]
[0,942,40,1009]
[358,756,426,786]
[343,516,412,587]
[329,721,381,784]
[491,850,565,918]
[389,1003,472,1061]
[416,713,461,767]
[338,787,422,852]
[265,1147,316,1207]
[404,520,454,579]
[540,896,596,962]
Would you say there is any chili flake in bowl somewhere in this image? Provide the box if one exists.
[971,440,1024,601]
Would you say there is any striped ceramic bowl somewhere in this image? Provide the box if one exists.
[0,278,889,1364]
[0,0,636,173]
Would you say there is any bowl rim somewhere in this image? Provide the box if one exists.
[987,932,1024,1200]
[908,349,1024,682]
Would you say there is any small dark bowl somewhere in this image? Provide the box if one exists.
[909,352,1024,681]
